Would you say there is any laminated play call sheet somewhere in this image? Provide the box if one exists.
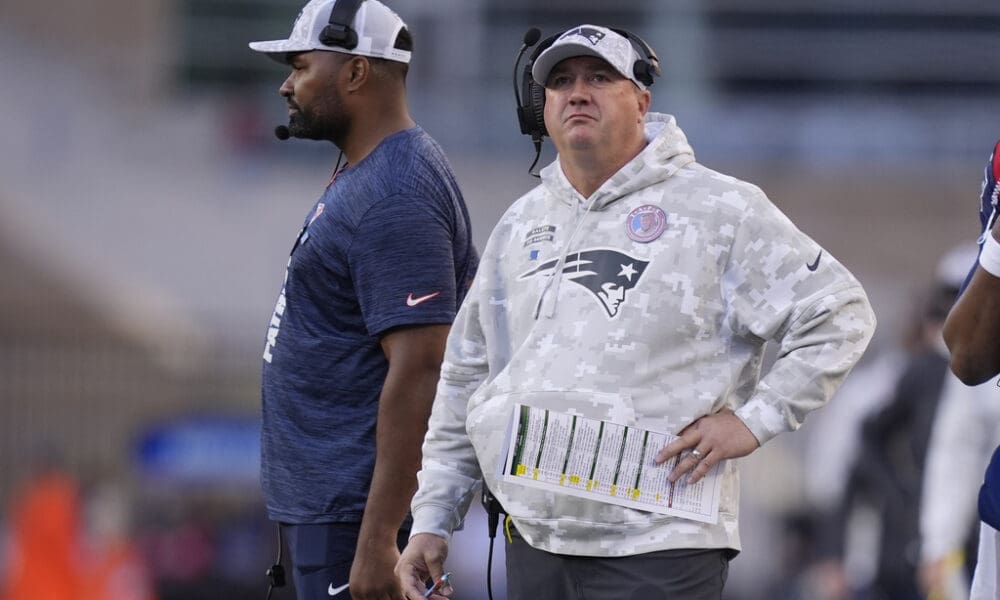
[499,404,722,524]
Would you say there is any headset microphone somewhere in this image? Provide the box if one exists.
[523,27,541,47]
[274,125,291,141]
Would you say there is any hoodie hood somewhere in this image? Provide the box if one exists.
[540,112,696,211]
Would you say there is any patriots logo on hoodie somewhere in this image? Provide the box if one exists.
[518,249,649,318]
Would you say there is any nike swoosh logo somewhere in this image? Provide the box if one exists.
[328,582,349,596]
[806,250,822,271]
[406,291,441,307]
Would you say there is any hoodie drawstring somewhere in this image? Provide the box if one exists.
[533,192,603,319]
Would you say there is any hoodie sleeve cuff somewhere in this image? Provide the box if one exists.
[735,395,792,447]
[410,504,461,542]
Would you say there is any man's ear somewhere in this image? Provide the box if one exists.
[636,89,651,118]
[344,56,370,92]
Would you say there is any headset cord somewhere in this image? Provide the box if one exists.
[265,524,286,600]
[527,139,543,178]
[483,486,505,600]
[487,510,499,600]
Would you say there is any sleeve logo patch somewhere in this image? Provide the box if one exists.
[406,291,441,307]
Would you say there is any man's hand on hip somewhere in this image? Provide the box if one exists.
[655,409,760,484]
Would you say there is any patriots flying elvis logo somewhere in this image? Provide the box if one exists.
[518,248,649,318]
[562,26,606,46]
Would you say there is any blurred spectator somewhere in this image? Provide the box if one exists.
[0,450,83,600]
[784,244,974,600]
[919,372,1000,600]
[794,346,906,598]
[844,244,975,599]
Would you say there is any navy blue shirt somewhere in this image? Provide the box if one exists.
[260,128,478,523]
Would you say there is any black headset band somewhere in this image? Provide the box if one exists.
[320,0,364,49]
[610,28,661,86]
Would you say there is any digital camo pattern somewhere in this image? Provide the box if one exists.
[412,113,876,556]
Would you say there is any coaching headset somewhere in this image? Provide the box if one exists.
[513,26,662,174]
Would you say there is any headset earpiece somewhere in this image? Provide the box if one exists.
[610,27,661,88]
[634,61,655,87]
[526,79,547,137]
[519,51,551,140]
[319,0,364,50]
[515,33,559,143]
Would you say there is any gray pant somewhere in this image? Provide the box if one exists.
[505,525,732,600]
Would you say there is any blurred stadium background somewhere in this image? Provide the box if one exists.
[1,0,998,597]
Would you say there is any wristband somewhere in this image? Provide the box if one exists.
[980,231,1000,277]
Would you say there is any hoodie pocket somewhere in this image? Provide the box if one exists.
[502,389,637,425]
[466,389,637,490]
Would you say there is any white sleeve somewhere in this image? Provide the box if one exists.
[409,279,490,540]
[725,188,877,444]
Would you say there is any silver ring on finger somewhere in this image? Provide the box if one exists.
[691,448,703,461]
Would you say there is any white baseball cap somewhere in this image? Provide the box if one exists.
[532,25,650,90]
[249,0,411,65]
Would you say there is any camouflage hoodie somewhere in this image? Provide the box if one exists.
[411,112,876,556]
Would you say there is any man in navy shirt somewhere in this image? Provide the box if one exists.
[249,1,478,598]
[942,139,1000,597]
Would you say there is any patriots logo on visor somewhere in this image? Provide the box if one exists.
[562,27,606,46]
[518,248,649,318]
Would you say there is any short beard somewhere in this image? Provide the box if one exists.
[287,87,349,146]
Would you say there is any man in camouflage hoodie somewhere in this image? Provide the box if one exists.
[396,24,876,600]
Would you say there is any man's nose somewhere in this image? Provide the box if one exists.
[279,75,293,97]
[568,78,590,103]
